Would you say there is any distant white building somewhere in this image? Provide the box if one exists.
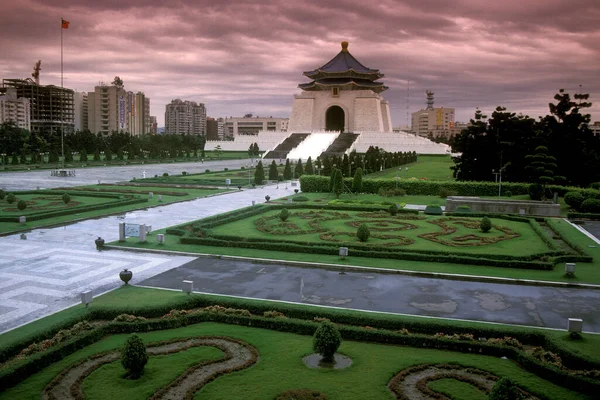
[224,116,288,138]
[0,87,30,130]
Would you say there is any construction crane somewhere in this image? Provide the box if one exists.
[32,60,41,85]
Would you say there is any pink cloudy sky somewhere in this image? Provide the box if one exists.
[1,0,599,128]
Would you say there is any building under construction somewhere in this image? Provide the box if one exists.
[1,78,74,134]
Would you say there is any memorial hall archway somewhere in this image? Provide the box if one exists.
[325,106,345,132]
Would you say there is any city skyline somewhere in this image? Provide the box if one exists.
[1,0,599,129]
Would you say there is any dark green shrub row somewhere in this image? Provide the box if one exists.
[299,176,581,197]
[567,212,600,221]
[2,306,599,395]
[529,220,559,251]
[443,212,534,222]
[564,189,600,212]
[544,221,590,258]
[180,236,554,270]
[0,197,148,223]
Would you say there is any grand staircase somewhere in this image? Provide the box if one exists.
[263,133,310,159]
[320,132,360,158]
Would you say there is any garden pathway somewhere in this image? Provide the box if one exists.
[0,160,290,333]
[1,162,600,335]
[139,257,600,333]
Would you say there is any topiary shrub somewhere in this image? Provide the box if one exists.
[121,334,148,379]
[505,190,512,197]
[439,187,457,198]
[17,199,27,210]
[280,208,289,222]
[162,172,169,177]
[205,169,210,173]
[424,204,443,215]
[292,196,309,202]
[313,321,342,362]
[590,182,600,190]
[565,191,585,211]
[489,377,521,400]
[265,195,271,202]
[0,189,4,200]
[62,193,71,204]
[388,204,398,216]
[480,217,492,233]
[455,205,471,214]
[275,389,328,400]
[6,193,16,204]
[182,171,187,175]
[357,224,370,242]
[581,198,600,213]
[529,183,544,201]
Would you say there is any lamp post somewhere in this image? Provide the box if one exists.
[1,153,6,165]
[123,151,129,161]
[100,151,104,161]
[492,169,502,197]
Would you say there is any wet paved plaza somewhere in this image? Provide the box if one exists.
[140,258,600,333]
[1,162,600,334]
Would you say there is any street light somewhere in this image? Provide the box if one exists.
[492,168,503,197]
[1,153,6,165]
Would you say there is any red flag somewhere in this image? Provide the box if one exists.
[62,19,69,29]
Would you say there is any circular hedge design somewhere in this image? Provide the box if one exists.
[42,336,258,400]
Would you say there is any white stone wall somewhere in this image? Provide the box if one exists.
[289,90,389,133]
[288,97,315,132]
[381,100,392,132]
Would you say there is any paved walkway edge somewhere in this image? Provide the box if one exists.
[136,284,600,335]
[106,245,600,290]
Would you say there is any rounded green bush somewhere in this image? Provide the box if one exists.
[489,377,520,400]
[292,196,309,202]
[162,172,169,177]
[356,223,370,242]
[6,193,16,204]
[313,321,342,362]
[480,217,492,233]
[564,191,585,211]
[121,334,148,379]
[529,183,544,201]
[581,198,600,213]
[0,189,5,200]
[17,199,27,210]
[62,193,71,204]
[275,388,328,400]
[388,204,398,216]
[280,208,289,222]
[505,190,512,197]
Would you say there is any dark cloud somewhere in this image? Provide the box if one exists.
[1,0,598,127]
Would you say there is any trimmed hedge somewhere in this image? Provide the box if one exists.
[568,212,600,221]
[2,299,600,395]
[299,176,583,197]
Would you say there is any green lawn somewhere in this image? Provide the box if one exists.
[1,286,596,400]
[209,209,550,256]
[367,155,455,181]
[0,185,230,235]
[0,324,587,400]
[112,213,600,285]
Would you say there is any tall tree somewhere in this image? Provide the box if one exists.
[538,89,598,186]
[332,168,344,198]
[283,159,292,180]
[254,161,265,185]
[268,160,279,181]
[294,158,304,178]
[305,156,314,175]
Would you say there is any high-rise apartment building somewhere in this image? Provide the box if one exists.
[73,92,88,132]
[411,90,454,137]
[164,99,206,135]
[1,78,74,134]
[206,117,224,140]
[87,84,150,135]
[0,87,31,130]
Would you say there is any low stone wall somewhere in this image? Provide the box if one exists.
[445,196,560,217]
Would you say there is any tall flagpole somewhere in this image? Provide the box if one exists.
[60,17,64,169]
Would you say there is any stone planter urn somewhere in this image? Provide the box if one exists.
[119,269,133,285]
[95,236,105,251]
